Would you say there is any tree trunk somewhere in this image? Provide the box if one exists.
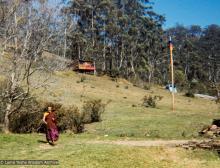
[102,23,106,72]
[92,10,95,47]
[4,103,11,134]
[63,28,67,58]
[78,44,81,60]
[14,11,18,50]
[119,41,124,69]
[102,37,106,71]
[130,58,136,77]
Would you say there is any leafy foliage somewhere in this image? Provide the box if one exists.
[61,0,165,82]
[142,95,163,108]
[57,105,84,133]
[82,99,106,123]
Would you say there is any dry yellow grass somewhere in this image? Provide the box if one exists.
[32,70,219,139]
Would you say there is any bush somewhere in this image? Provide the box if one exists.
[1,92,105,133]
[8,99,85,134]
[0,79,46,133]
[196,83,207,94]
[0,124,3,133]
[109,69,120,78]
[9,98,44,133]
[57,105,84,133]
[189,79,207,94]
[143,84,151,90]
[142,95,163,108]
[0,77,86,134]
[40,102,84,133]
[185,90,195,98]
[82,99,106,123]
[80,75,86,82]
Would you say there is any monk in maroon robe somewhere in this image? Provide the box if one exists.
[43,106,59,145]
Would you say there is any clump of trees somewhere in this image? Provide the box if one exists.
[54,1,220,96]
[54,0,166,82]
[0,0,56,133]
[166,24,220,95]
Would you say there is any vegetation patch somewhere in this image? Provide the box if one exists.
[142,95,163,108]
[82,99,106,123]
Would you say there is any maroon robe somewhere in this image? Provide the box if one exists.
[45,112,59,142]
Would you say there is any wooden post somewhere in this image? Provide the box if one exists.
[169,36,175,111]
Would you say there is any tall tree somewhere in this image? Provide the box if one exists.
[0,0,54,133]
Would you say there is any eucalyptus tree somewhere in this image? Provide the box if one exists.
[62,0,165,81]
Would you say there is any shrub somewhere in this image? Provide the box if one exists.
[0,78,45,133]
[1,95,106,133]
[111,78,118,82]
[196,83,207,94]
[42,101,62,111]
[80,75,86,82]
[0,124,3,133]
[9,97,44,133]
[142,95,163,108]
[109,69,120,78]
[8,99,85,134]
[215,98,220,104]
[185,90,195,98]
[40,102,84,133]
[82,99,106,123]
[189,79,207,94]
[57,105,84,133]
[143,84,151,90]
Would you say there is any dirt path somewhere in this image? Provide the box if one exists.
[86,140,203,147]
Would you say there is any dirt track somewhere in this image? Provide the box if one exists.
[86,140,202,147]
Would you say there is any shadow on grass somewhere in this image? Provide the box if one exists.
[37,140,55,146]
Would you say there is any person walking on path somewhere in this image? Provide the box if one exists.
[42,106,59,145]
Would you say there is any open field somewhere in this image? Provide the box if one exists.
[1,71,220,167]
[36,71,219,140]
[0,134,220,168]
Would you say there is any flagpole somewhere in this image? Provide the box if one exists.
[169,36,175,111]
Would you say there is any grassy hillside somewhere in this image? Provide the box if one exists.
[1,70,220,167]
[34,71,219,140]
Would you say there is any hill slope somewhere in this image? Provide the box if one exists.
[35,70,219,140]
[1,65,220,168]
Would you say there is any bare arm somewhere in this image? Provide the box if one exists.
[42,114,47,124]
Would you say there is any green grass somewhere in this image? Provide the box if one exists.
[0,134,220,168]
[1,70,220,167]
[32,71,220,140]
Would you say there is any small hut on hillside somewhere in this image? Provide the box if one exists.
[72,59,96,73]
